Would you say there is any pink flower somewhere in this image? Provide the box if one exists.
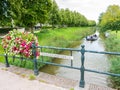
[20,49,24,53]
[36,51,40,56]
[20,40,26,47]
[26,44,31,50]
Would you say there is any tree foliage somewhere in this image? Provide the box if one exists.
[88,20,96,26]
[0,0,52,29]
[0,0,11,26]
[46,0,95,28]
[49,0,60,29]
[0,0,96,30]
[54,8,91,27]
[99,5,120,32]
[20,0,52,28]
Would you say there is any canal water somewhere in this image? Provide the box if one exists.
[40,37,110,86]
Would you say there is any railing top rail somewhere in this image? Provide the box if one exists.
[37,46,81,51]
[85,50,120,55]
[37,45,120,55]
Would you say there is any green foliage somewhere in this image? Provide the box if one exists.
[0,39,4,62]
[99,5,120,32]
[0,0,94,30]
[0,0,23,26]
[29,74,36,80]
[104,32,120,89]
[0,28,12,33]
[0,0,52,29]
[109,57,120,89]
[48,0,60,29]
[19,0,52,29]
[105,33,120,52]
[58,8,90,27]
[70,88,74,90]
[35,27,94,47]
[0,27,94,69]
[88,20,96,26]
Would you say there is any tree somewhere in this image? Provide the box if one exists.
[99,5,120,32]
[0,0,11,26]
[49,0,60,29]
[20,0,52,32]
[88,20,96,26]
[0,0,52,32]
[59,9,66,27]
[98,12,104,24]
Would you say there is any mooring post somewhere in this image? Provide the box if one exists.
[80,45,85,88]
[4,53,10,67]
[32,42,39,76]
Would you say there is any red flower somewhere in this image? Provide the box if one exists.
[12,46,19,52]
[7,36,11,40]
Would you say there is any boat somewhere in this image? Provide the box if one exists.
[86,34,98,41]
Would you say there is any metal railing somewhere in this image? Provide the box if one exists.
[2,42,120,88]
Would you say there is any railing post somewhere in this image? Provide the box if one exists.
[70,51,73,67]
[32,42,39,76]
[80,45,85,88]
[41,48,43,62]
[4,54,10,67]
[13,55,15,62]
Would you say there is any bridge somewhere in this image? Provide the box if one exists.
[1,43,120,90]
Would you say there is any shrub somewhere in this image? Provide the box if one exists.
[109,57,120,89]
[105,34,120,89]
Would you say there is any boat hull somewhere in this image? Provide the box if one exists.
[86,35,98,41]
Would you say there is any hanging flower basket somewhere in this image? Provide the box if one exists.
[2,30,40,59]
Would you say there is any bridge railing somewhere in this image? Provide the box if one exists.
[35,44,120,88]
[1,42,120,88]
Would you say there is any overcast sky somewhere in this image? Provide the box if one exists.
[55,0,120,22]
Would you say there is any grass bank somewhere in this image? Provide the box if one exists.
[35,27,95,47]
[104,31,120,89]
[0,39,4,63]
[0,27,95,69]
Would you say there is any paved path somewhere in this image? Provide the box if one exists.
[0,63,117,90]
[0,69,67,90]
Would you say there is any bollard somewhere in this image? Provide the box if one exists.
[80,45,85,88]
[32,42,39,76]
[4,54,10,67]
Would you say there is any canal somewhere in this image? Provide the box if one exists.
[40,37,110,87]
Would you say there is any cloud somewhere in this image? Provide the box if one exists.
[55,0,120,22]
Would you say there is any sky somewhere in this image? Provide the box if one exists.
[55,0,120,23]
